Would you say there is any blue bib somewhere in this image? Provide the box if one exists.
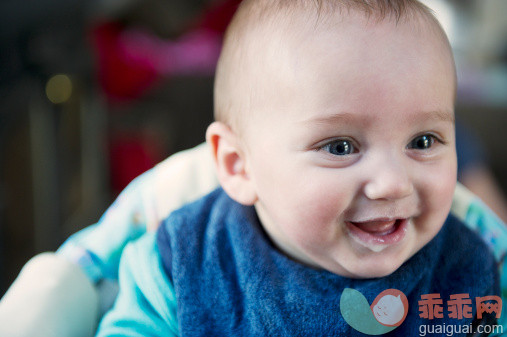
[157,188,498,336]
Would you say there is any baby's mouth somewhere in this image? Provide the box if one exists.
[351,219,398,235]
[345,218,408,252]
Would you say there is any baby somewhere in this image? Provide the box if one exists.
[96,0,499,335]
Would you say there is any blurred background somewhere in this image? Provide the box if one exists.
[0,0,506,296]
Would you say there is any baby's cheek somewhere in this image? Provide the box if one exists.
[417,162,456,230]
[431,163,456,207]
[286,188,348,243]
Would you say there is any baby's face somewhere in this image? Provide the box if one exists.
[242,14,457,278]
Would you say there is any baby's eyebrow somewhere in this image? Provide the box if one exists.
[301,110,455,125]
[419,110,455,123]
[301,112,357,126]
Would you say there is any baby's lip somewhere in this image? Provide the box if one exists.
[345,218,409,250]
[349,218,399,235]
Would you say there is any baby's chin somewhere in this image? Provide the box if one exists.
[349,262,404,279]
[329,245,416,279]
[310,254,404,279]
[335,261,402,279]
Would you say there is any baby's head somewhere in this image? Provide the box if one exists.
[207,0,457,278]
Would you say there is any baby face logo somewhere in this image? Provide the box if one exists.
[340,288,409,335]
[371,289,409,327]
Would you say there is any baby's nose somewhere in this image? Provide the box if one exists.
[363,156,414,201]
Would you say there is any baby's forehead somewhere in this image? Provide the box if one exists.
[237,3,451,76]
[239,1,440,38]
[215,1,455,131]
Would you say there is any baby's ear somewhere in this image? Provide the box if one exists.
[206,122,258,205]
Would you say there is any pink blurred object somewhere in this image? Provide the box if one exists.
[93,22,159,103]
[119,28,222,76]
[91,0,241,103]
[92,23,222,103]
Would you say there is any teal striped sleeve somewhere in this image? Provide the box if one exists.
[57,170,153,282]
[452,183,507,336]
[95,232,180,337]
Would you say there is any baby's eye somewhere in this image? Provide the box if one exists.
[322,139,355,156]
[408,134,435,150]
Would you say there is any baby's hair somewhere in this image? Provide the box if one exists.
[214,0,450,132]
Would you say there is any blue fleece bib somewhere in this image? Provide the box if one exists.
[157,188,498,336]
